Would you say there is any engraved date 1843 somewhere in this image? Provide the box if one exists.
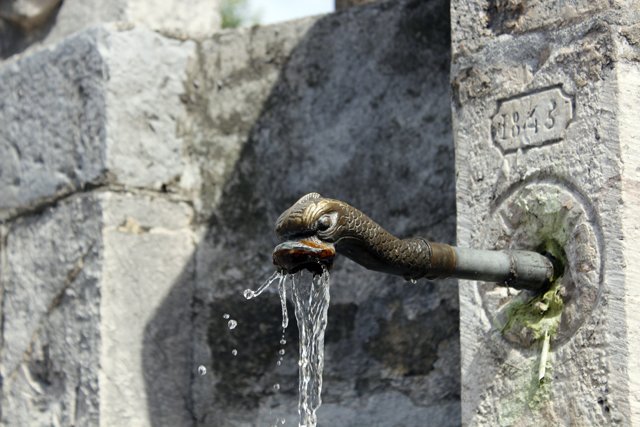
[491,88,573,152]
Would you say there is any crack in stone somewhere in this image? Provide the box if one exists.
[4,239,96,383]
[0,174,113,224]
[0,179,195,225]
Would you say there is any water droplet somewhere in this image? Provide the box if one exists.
[411,279,417,284]
[232,349,238,356]
[273,383,280,390]
[228,320,237,329]
[279,349,285,355]
[281,418,285,424]
[277,360,282,366]
[244,271,281,301]
[198,365,207,376]
[223,313,230,319]
[280,339,286,345]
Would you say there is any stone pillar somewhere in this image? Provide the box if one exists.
[451,1,640,425]
[0,24,198,426]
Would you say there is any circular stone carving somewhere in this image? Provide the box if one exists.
[479,181,602,348]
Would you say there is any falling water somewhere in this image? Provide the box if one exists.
[243,266,331,427]
[290,268,330,427]
[278,274,289,329]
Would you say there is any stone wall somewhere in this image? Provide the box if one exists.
[451,0,640,425]
[0,23,199,426]
[0,0,220,59]
[0,0,460,426]
[335,0,379,10]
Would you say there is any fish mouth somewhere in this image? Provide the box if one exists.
[272,237,335,275]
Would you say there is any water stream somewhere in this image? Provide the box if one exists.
[244,266,331,427]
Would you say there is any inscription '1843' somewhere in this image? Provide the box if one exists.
[491,88,573,152]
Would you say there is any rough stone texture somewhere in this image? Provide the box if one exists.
[451,1,640,425]
[100,27,196,190]
[173,0,460,425]
[335,0,379,10]
[0,0,219,59]
[100,192,197,427]
[0,23,199,427]
[0,190,199,427]
[179,18,322,214]
[618,57,640,426]
[1,194,102,426]
[0,29,107,213]
[0,24,196,221]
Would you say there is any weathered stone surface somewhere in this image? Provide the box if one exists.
[0,30,107,213]
[179,18,320,214]
[53,0,219,41]
[2,0,460,426]
[0,23,199,426]
[100,27,196,191]
[1,194,102,427]
[169,0,460,425]
[0,190,198,427]
[0,0,219,59]
[451,0,635,59]
[100,192,197,427]
[452,1,640,425]
[617,59,640,426]
[335,0,379,10]
[0,24,196,221]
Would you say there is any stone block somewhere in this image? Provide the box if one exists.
[0,0,219,59]
[0,191,197,427]
[0,24,196,220]
[451,1,640,425]
[0,23,198,427]
[1,195,102,427]
[100,192,196,427]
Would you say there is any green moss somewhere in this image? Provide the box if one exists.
[498,357,554,426]
[499,275,564,340]
[496,185,574,425]
[498,187,568,340]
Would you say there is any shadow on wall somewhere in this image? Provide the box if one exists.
[142,0,460,425]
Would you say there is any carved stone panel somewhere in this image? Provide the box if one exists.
[491,88,573,152]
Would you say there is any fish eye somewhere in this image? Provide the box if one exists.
[317,215,331,231]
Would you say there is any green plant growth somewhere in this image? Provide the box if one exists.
[497,256,564,426]
[498,358,554,427]
[495,186,575,425]
[500,275,564,340]
[499,186,569,342]
[221,0,260,28]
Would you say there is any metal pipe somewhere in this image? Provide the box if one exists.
[272,193,554,291]
[451,247,553,291]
